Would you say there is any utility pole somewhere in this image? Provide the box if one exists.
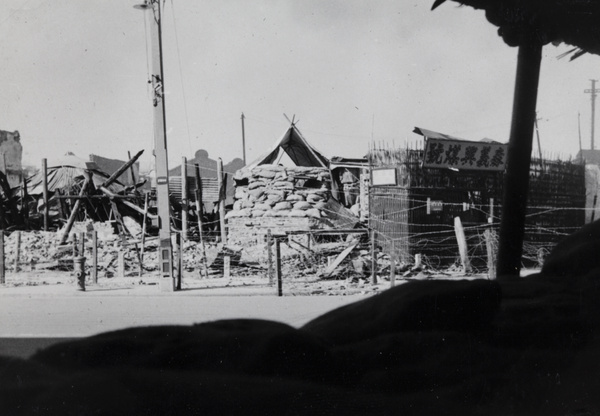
[241,112,246,165]
[584,79,600,150]
[579,112,584,163]
[135,0,175,291]
[534,113,544,171]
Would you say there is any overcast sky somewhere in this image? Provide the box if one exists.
[2,0,600,172]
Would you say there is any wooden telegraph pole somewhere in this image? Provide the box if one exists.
[584,79,600,150]
[135,0,175,291]
[241,112,247,165]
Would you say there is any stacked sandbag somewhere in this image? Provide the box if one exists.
[228,164,332,220]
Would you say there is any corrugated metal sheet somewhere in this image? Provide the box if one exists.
[169,176,220,204]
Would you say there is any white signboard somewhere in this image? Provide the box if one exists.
[371,168,397,186]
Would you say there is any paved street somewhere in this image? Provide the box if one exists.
[0,283,368,358]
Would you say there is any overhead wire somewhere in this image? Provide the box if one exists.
[167,0,194,156]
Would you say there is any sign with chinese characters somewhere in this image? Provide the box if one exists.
[423,138,507,171]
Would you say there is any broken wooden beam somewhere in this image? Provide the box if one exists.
[59,173,91,245]
[100,149,144,189]
[322,241,359,278]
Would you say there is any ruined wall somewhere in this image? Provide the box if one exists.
[0,130,23,188]
[227,216,328,245]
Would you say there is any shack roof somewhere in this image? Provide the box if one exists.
[413,127,504,144]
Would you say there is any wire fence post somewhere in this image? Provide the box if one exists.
[275,238,282,296]
[454,216,472,274]
[267,229,273,285]
[176,232,183,290]
[389,240,396,287]
[370,229,377,285]
[92,230,98,284]
[79,231,85,257]
[14,231,21,273]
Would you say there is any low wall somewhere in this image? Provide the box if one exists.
[227,216,329,246]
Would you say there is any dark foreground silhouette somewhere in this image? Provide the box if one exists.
[3,221,600,415]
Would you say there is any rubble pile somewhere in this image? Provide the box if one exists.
[228,165,332,220]
[1,220,147,275]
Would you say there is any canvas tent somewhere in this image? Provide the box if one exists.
[242,124,329,172]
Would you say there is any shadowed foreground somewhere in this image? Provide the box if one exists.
[3,221,600,415]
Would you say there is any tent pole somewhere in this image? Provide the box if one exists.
[496,39,543,279]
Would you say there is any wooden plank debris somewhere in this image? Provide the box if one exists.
[322,240,359,278]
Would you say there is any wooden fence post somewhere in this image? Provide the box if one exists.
[139,192,149,277]
[14,231,21,273]
[79,231,85,257]
[118,251,125,278]
[454,216,472,274]
[176,232,183,290]
[484,229,497,280]
[370,229,377,285]
[92,230,98,284]
[217,158,227,244]
[267,229,273,285]
[275,238,282,296]
[389,241,396,287]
